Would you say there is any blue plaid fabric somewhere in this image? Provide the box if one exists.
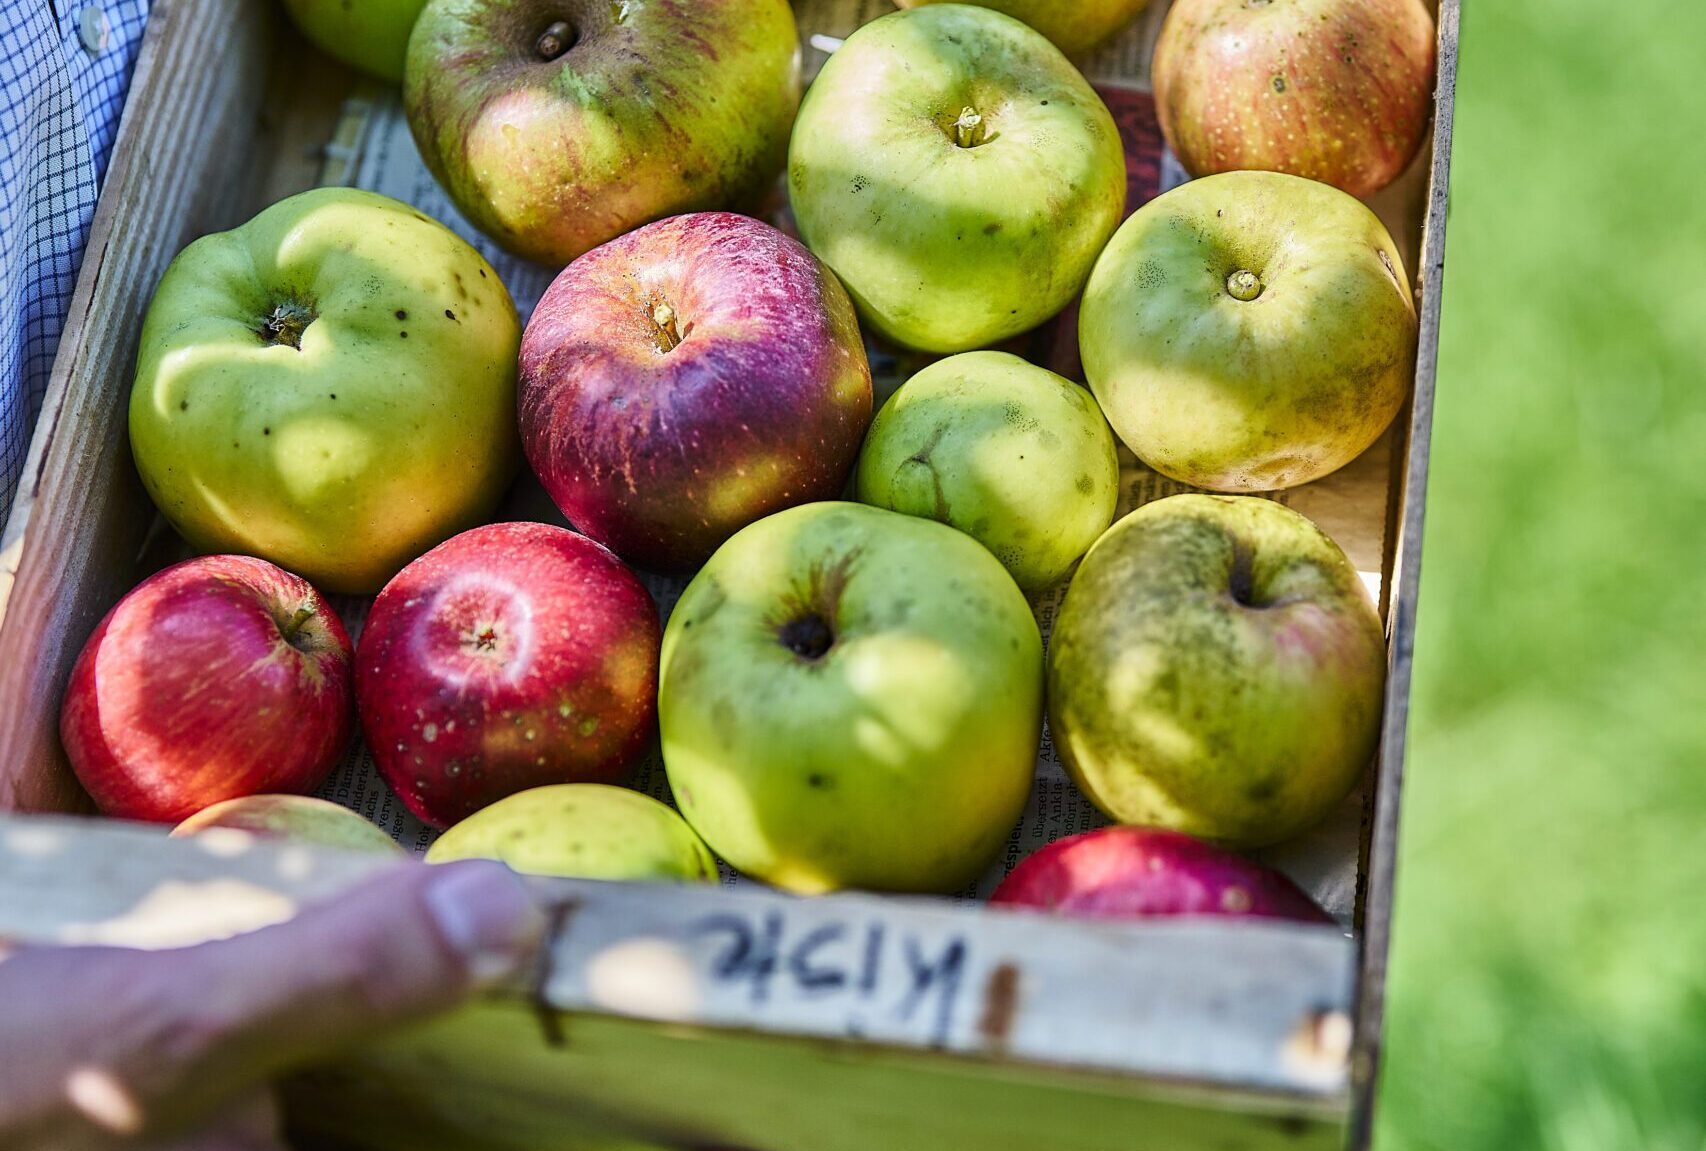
[1,0,150,520]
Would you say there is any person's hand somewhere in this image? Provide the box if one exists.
[0,858,544,1150]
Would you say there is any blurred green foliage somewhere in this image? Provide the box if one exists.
[1376,1,1706,1148]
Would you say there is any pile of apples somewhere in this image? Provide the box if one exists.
[63,0,1434,924]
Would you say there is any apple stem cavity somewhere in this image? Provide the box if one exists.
[536,20,576,61]
[649,300,684,353]
[951,106,988,149]
[256,299,317,349]
[778,614,835,662]
[1227,539,1261,608]
[1226,269,1264,302]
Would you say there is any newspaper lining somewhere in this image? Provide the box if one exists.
[312,0,1411,924]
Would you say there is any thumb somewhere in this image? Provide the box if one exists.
[112,859,544,1133]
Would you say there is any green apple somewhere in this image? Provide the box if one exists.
[425,785,718,882]
[659,502,1043,893]
[895,0,1152,58]
[1049,494,1385,848]
[788,5,1126,353]
[855,351,1119,592]
[129,187,520,594]
[172,795,405,854]
[405,0,801,266]
[281,0,428,82]
[1080,170,1417,491]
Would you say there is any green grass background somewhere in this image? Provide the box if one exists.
[1375,1,1706,1148]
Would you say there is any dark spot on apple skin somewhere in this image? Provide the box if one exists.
[445,309,458,321]
[1247,778,1280,802]
[400,331,409,339]
[395,309,407,320]
[262,427,271,436]
[807,773,833,791]
[983,221,1002,235]
[1076,473,1095,495]
[178,400,187,411]
[1272,75,1287,93]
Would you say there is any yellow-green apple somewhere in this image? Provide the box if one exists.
[894,0,1151,58]
[426,784,717,880]
[856,351,1119,592]
[59,557,354,824]
[281,0,428,82]
[659,502,1043,894]
[129,188,520,594]
[520,213,872,572]
[1048,495,1384,848]
[992,827,1331,922]
[173,795,405,854]
[788,5,1126,353]
[1154,0,1435,198]
[1080,170,1416,491]
[357,522,661,829]
[404,0,801,266]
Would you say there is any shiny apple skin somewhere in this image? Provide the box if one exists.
[992,826,1332,923]
[356,522,661,828]
[1154,0,1435,198]
[520,212,873,572]
[59,556,355,823]
[404,0,802,265]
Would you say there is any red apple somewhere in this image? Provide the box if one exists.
[1153,0,1435,198]
[356,522,660,828]
[59,556,355,823]
[991,827,1332,923]
[519,212,873,572]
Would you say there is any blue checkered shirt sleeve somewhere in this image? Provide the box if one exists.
[1,1,151,520]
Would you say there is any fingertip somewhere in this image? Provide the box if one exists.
[420,859,546,988]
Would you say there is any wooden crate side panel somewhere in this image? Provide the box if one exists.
[284,1007,1345,1151]
[1348,1,1462,1146]
[0,816,1349,1149]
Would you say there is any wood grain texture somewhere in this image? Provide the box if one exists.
[1348,3,1461,1147]
[0,815,1349,1151]
[0,2,352,813]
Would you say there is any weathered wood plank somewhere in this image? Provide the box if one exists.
[1348,3,1461,1147]
[0,814,1349,1150]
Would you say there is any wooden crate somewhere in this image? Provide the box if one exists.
[0,0,1459,1146]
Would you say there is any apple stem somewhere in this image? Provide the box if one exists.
[279,604,317,647]
[952,106,986,149]
[256,299,316,349]
[650,300,683,353]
